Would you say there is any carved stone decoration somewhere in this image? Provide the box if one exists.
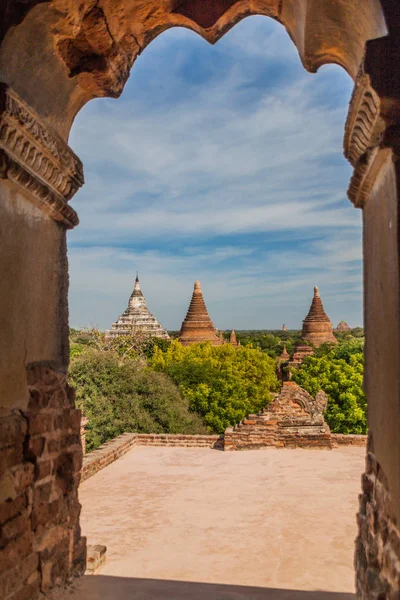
[344,72,393,209]
[224,382,333,450]
[347,147,392,208]
[344,74,383,166]
[0,83,83,228]
[293,389,328,420]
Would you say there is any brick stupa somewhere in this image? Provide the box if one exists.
[302,286,338,347]
[179,281,222,346]
[230,329,238,346]
[335,320,351,332]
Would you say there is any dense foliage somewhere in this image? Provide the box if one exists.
[151,340,279,433]
[69,327,366,450]
[70,327,171,360]
[227,330,302,358]
[69,347,206,452]
[291,340,366,434]
[229,328,364,358]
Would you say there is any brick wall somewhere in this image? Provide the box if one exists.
[332,434,367,447]
[81,433,137,482]
[81,433,223,482]
[135,433,223,448]
[224,382,333,450]
[355,432,400,597]
[0,363,85,600]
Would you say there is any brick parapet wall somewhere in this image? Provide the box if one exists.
[331,434,367,447]
[81,433,137,482]
[0,363,86,600]
[355,432,400,597]
[81,433,224,482]
[135,433,223,448]
[80,429,366,485]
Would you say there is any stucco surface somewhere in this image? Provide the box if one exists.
[66,446,364,599]
[0,181,68,412]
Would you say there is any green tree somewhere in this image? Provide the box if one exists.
[69,348,206,451]
[151,340,279,433]
[291,340,366,434]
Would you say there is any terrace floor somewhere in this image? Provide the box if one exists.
[61,446,365,599]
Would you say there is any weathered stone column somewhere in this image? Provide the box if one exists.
[345,37,400,596]
[0,84,85,598]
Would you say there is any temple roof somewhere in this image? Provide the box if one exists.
[230,329,238,346]
[179,280,222,346]
[301,286,337,347]
[303,286,330,323]
[105,273,169,340]
[280,345,290,359]
[130,273,144,299]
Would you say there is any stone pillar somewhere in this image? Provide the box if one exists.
[344,39,400,597]
[0,84,85,598]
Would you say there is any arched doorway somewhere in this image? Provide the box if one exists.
[0,2,398,598]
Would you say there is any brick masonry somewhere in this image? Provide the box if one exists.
[332,434,367,447]
[81,433,224,482]
[81,424,365,485]
[224,382,333,450]
[81,433,137,482]
[136,433,224,449]
[0,362,85,600]
[355,432,400,598]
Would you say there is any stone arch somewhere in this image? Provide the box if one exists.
[1,1,400,597]
[0,0,387,139]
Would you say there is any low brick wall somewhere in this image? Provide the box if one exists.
[81,433,223,481]
[81,430,367,483]
[81,433,137,482]
[331,433,367,446]
[135,433,223,448]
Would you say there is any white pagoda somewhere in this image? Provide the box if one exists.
[105,274,169,340]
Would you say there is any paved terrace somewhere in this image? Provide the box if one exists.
[62,446,365,600]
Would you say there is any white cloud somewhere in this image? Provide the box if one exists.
[67,16,361,330]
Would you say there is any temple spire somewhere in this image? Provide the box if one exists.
[301,286,337,347]
[105,272,169,340]
[230,329,238,346]
[179,280,222,346]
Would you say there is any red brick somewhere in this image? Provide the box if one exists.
[28,414,54,435]
[12,464,34,494]
[0,531,33,572]
[0,552,38,598]
[1,512,30,547]
[0,495,27,527]
[0,415,27,450]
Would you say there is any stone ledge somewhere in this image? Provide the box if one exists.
[85,544,107,574]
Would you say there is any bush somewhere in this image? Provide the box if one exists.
[69,349,206,452]
[151,340,279,433]
[291,340,366,434]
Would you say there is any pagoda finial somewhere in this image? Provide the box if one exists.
[314,286,320,297]
[194,280,201,291]
[135,271,139,283]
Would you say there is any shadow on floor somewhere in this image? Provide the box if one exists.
[71,576,356,600]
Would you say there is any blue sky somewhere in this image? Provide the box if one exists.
[68,16,361,332]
